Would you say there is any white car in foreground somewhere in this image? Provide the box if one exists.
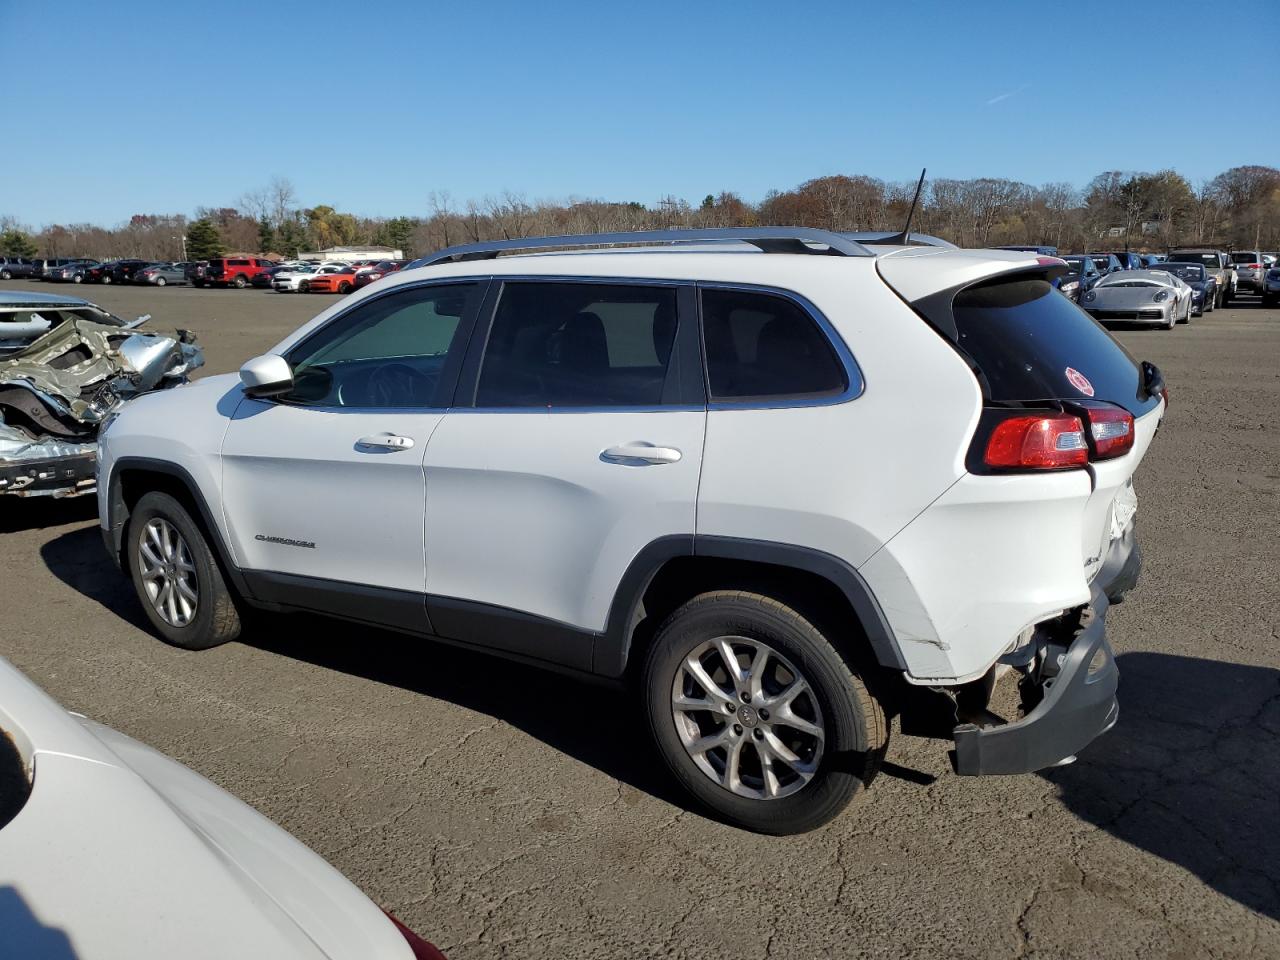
[0,656,444,960]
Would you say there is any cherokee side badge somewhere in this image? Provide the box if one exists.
[255,534,316,549]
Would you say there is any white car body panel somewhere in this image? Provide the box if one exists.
[424,409,705,635]
[0,658,414,960]
[98,243,1162,686]
[219,398,440,592]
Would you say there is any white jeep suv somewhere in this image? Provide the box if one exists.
[97,228,1165,834]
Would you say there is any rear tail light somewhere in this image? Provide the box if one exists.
[1080,403,1135,460]
[383,911,447,959]
[983,413,1089,470]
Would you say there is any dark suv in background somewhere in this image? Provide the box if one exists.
[1105,252,1145,270]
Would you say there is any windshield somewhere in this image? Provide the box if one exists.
[1160,264,1204,281]
[1098,277,1159,287]
[1168,253,1220,268]
[1062,257,1085,271]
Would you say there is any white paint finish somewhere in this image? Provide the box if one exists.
[860,470,1096,682]
[220,399,438,590]
[97,373,243,560]
[424,409,705,631]
[696,268,981,568]
[1081,403,1163,575]
[0,658,413,960]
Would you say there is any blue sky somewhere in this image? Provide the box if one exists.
[3,0,1277,226]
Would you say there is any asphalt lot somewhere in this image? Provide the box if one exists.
[2,282,1278,959]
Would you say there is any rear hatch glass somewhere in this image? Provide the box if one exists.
[951,277,1160,417]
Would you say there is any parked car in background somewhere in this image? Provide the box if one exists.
[0,656,447,960]
[1104,252,1145,270]
[46,258,100,283]
[1141,254,1165,268]
[83,261,118,283]
[1166,250,1235,306]
[352,259,408,290]
[1081,268,1193,328]
[1262,265,1280,307]
[1060,254,1110,292]
[304,263,360,293]
[270,263,351,293]
[1083,253,1124,275]
[0,257,37,279]
[35,257,89,280]
[1156,261,1217,315]
[1229,251,1269,293]
[197,257,275,288]
[135,262,192,286]
[27,258,48,279]
[106,259,156,284]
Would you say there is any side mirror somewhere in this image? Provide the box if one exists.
[240,354,294,398]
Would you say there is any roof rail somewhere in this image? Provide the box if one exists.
[841,231,957,249]
[407,227,873,268]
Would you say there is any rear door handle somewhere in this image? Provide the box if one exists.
[600,442,682,465]
[356,433,415,451]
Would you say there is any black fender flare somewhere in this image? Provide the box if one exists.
[594,534,907,677]
[104,456,254,599]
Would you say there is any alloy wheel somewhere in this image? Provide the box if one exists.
[137,518,199,627]
[671,636,825,800]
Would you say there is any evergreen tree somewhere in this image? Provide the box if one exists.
[185,218,225,260]
[0,229,38,258]
[257,216,276,254]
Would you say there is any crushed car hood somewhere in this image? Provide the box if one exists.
[0,316,203,443]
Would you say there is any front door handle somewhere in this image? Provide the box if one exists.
[600,442,682,465]
[356,433,415,451]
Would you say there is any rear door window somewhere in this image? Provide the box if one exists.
[700,288,847,400]
[950,277,1159,416]
[475,281,679,408]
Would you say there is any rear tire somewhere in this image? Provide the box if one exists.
[643,590,887,834]
[156,277,167,286]
[233,274,247,288]
[102,275,112,285]
[126,491,241,650]
[0,270,10,280]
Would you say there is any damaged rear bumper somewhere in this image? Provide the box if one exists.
[952,526,1138,776]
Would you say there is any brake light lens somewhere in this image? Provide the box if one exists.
[1082,404,1135,460]
[383,911,448,959]
[984,414,1089,470]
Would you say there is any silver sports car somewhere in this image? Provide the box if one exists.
[1080,269,1193,329]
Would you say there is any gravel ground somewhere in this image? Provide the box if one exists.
[2,283,1278,959]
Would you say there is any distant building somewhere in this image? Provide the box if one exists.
[298,245,403,262]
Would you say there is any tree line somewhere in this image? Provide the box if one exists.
[3,165,1278,263]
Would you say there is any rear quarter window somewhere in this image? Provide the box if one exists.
[950,277,1159,417]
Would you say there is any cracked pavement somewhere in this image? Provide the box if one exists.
[1,286,1277,958]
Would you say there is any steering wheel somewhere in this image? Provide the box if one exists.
[366,362,425,407]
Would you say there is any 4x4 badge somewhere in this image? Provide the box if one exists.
[1065,367,1095,397]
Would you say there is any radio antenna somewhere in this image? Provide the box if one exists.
[883,168,927,246]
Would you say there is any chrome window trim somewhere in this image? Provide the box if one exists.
[696,281,865,410]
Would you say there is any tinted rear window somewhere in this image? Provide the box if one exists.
[1230,253,1256,264]
[1169,253,1219,268]
[951,278,1157,416]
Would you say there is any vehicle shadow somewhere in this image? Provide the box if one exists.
[241,611,694,810]
[0,886,80,959]
[0,496,96,534]
[1042,652,1280,922]
[39,526,151,632]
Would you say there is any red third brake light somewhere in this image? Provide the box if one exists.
[1080,403,1135,460]
[984,413,1089,470]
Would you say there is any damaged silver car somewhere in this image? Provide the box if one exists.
[0,291,203,497]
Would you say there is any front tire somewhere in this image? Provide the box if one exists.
[643,591,887,834]
[102,275,112,285]
[126,491,241,650]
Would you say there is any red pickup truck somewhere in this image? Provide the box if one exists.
[191,257,275,288]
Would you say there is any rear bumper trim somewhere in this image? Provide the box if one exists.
[952,527,1138,776]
